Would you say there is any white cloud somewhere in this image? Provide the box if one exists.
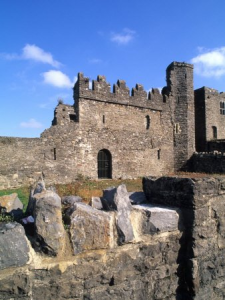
[20,118,43,128]
[88,58,102,64]
[111,28,136,45]
[1,44,61,68]
[22,44,61,67]
[42,70,74,88]
[191,47,225,77]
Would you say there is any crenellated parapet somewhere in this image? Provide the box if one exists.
[73,72,170,111]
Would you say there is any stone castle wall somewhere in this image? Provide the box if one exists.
[195,87,225,152]
[0,137,44,189]
[0,61,199,190]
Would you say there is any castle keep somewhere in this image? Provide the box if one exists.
[0,61,224,188]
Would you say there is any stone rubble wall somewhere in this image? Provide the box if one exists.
[0,137,44,189]
[143,176,225,299]
[1,177,225,299]
[187,152,225,174]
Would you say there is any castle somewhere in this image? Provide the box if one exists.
[1,61,225,189]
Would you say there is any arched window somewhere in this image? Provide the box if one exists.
[97,149,112,179]
[146,115,150,130]
[212,126,217,139]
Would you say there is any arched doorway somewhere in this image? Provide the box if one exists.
[97,149,112,179]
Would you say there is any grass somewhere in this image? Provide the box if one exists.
[0,186,30,211]
[0,178,143,210]
[55,178,143,202]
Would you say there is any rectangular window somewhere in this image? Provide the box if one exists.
[220,102,225,115]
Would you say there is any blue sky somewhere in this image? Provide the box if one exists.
[1,0,225,137]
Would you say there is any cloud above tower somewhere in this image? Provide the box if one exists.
[42,70,74,88]
[191,47,225,78]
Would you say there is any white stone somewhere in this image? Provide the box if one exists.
[133,204,179,233]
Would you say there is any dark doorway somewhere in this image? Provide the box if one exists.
[98,149,112,179]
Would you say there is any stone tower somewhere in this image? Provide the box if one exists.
[166,62,195,170]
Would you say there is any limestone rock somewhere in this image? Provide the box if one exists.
[26,179,46,216]
[33,190,66,256]
[102,184,134,243]
[0,193,23,213]
[128,191,146,205]
[133,204,179,234]
[68,203,111,254]
[0,222,30,270]
[102,184,132,211]
[62,195,82,206]
[91,197,103,210]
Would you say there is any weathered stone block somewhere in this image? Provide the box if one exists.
[61,195,82,206]
[0,222,30,270]
[91,197,103,210]
[103,184,134,243]
[133,204,179,234]
[33,190,66,256]
[68,203,112,254]
[128,191,146,204]
[0,193,23,213]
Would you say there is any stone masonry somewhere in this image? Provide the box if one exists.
[1,177,225,299]
[1,61,225,189]
[0,62,198,189]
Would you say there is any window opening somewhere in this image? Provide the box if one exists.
[53,148,56,160]
[69,114,76,122]
[158,149,161,160]
[146,115,150,130]
[212,126,217,139]
[220,102,225,115]
[103,115,105,124]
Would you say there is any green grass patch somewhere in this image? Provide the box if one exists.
[0,186,30,212]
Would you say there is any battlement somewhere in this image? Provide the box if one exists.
[73,72,169,111]
[195,86,225,98]
[166,61,193,71]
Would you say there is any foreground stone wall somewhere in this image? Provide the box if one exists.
[1,177,225,299]
[143,176,225,299]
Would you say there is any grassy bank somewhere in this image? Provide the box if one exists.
[0,178,143,210]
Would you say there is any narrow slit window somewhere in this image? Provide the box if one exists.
[53,148,56,160]
[103,115,105,124]
[212,126,217,139]
[146,115,150,130]
[158,149,161,160]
